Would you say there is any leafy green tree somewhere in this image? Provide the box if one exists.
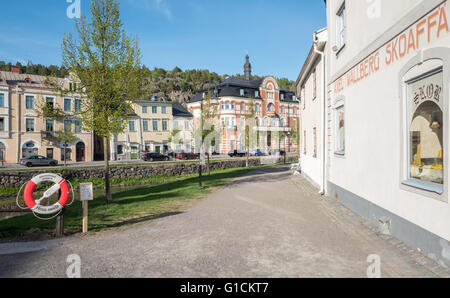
[50,0,143,204]
[201,91,220,175]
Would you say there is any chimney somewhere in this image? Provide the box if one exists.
[11,66,20,74]
[244,54,252,81]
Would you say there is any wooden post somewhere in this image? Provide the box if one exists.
[82,201,88,233]
[56,207,65,237]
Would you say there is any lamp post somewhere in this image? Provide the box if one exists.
[199,93,205,187]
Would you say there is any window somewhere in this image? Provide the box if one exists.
[221,103,224,110]
[241,102,244,111]
[267,92,274,100]
[25,96,34,109]
[313,69,317,99]
[46,97,54,109]
[0,93,4,107]
[255,104,259,113]
[161,106,167,114]
[64,120,72,132]
[152,106,158,114]
[280,118,285,127]
[129,120,135,132]
[142,106,148,114]
[0,118,4,131]
[64,98,72,112]
[281,107,284,113]
[25,118,35,132]
[162,120,168,131]
[46,120,54,132]
[185,120,189,130]
[61,148,72,161]
[336,2,346,50]
[74,99,82,112]
[240,89,245,96]
[281,94,285,100]
[74,120,82,133]
[226,102,230,110]
[336,106,345,154]
[231,102,235,110]
[407,70,443,186]
[46,148,54,159]
[143,120,149,132]
[255,91,259,98]
[153,120,158,131]
[117,145,124,155]
[268,103,275,112]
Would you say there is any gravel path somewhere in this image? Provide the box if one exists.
[0,165,448,278]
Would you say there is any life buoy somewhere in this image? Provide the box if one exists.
[24,173,70,215]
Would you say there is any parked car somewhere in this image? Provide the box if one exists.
[20,156,58,167]
[178,152,200,160]
[167,152,178,159]
[228,150,246,158]
[142,153,170,162]
[250,149,266,157]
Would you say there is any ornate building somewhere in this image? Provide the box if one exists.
[187,55,300,154]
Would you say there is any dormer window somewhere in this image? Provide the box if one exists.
[281,94,285,100]
[255,91,259,98]
[240,89,245,96]
[24,77,32,84]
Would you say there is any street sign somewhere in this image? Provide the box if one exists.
[80,183,93,201]
[79,182,93,234]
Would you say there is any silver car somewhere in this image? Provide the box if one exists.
[20,156,58,167]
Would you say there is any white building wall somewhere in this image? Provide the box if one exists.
[325,0,450,266]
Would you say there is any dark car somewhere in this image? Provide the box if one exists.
[228,150,246,158]
[250,149,266,157]
[178,152,200,160]
[20,156,58,167]
[142,153,170,162]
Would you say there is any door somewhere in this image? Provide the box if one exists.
[155,146,161,154]
[76,142,85,162]
[46,148,54,159]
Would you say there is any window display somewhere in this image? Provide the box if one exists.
[408,70,443,185]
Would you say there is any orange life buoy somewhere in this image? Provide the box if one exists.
[24,173,70,215]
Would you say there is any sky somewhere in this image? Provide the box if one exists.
[0,0,326,81]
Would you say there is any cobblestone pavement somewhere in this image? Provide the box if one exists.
[0,165,449,278]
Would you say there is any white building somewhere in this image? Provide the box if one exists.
[296,28,328,191]
[322,0,450,267]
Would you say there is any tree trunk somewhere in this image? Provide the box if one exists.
[103,137,112,204]
[64,144,67,168]
[207,152,211,176]
[245,125,249,168]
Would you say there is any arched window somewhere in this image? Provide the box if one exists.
[267,103,275,112]
[408,70,443,185]
[226,102,230,110]
[280,118,285,127]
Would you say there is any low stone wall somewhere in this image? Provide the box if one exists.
[0,156,298,188]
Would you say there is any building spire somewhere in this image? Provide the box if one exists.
[244,54,252,81]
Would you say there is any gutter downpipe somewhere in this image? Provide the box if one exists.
[313,31,326,195]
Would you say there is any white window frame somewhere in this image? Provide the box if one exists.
[334,103,345,156]
[336,2,346,52]
[25,117,35,132]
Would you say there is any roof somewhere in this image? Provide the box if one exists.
[0,71,64,89]
[172,102,193,118]
[189,76,296,104]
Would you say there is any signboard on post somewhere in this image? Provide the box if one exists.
[79,183,93,234]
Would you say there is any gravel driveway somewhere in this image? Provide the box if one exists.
[0,165,448,278]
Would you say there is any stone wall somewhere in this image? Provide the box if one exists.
[0,156,298,188]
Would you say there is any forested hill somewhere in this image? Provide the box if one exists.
[0,62,296,103]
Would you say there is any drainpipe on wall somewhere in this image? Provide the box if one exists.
[16,86,21,164]
[313,32,326,195]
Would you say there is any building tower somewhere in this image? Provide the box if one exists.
[244,54,252,81]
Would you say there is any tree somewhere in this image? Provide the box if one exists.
[57,129,78,167]
[51,0,143,204]
[201,91,220,175]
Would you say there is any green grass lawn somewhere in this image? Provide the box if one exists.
[0,165,267,240]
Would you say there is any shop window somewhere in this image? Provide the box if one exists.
[407,70,444,186]
[335,105,345,154]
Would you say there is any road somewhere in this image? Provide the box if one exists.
[0,165,448,278]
